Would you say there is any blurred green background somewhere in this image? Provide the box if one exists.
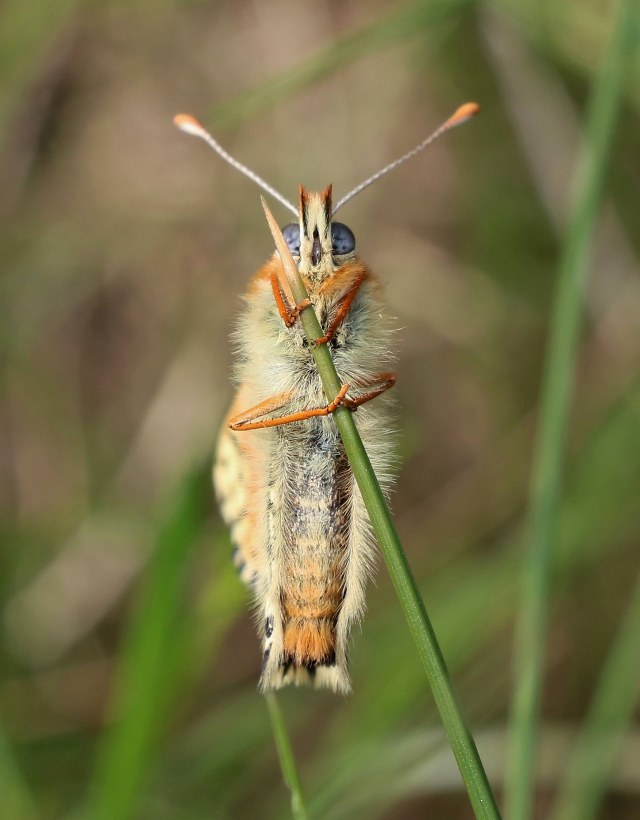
[1,0,639,818]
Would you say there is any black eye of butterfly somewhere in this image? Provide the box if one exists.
[282,223,300,256]
[331,222,356,255]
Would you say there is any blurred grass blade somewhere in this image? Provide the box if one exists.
[209,0,470,129]
[550,572,640,820]
[263,201,500,819]
[505,2,638,818]
[86,464,211,820]
[0,723,38,820]
[265,693,309,820]
[0,0,78,111]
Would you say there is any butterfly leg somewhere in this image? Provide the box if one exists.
[229,372,395,432]
[269,271,311,327]
[229,385,352,431]
[314,270,368,346]
[342,372,397,409]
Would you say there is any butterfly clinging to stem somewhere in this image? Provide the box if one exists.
[174,101,479,693]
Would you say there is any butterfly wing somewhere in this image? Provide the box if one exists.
[213,384,267,590]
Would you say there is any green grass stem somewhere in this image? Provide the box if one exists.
[550,571,640,820]
[209,0,470,129]
[265,693,310,820]
[85,465,211,820]
[262,201,500,820]
[505,2,638,818]
[0,723,38,820]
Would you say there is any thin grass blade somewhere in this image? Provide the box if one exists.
[265,693,310,820]
[209,0,471,129]
[550,571,640,820]
[0,723,38,820]
[505,2,639,817]
[262,199,501,819]
[85,464,211,820]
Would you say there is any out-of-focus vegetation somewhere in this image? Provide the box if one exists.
[1,1,639,818]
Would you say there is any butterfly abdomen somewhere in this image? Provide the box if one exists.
[259,422,354,690]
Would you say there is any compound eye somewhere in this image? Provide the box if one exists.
[282,223,301,256]
[331,222,356,255]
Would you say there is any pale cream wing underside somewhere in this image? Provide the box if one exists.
[213,384,267,588]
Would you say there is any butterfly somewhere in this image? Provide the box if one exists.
[175,102,479,692]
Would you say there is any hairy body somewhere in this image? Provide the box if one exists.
[214,188,395,693]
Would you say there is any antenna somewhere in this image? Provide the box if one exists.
[174,102,480,219]
[173,114,298,217]
[331,102,480,216]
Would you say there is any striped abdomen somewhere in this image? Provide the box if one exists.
[271,422,351,676]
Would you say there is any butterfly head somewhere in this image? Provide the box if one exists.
[280,185,356,281]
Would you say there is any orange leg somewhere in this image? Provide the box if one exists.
[270,271,311,328]
[229,385,350,431]
[315,271,368,346]
[229,373,396,432]
[342,372,396,409]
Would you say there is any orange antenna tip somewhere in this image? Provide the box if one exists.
[173,113,206,135]
[332,99,481,215]
[447,102,480,128]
